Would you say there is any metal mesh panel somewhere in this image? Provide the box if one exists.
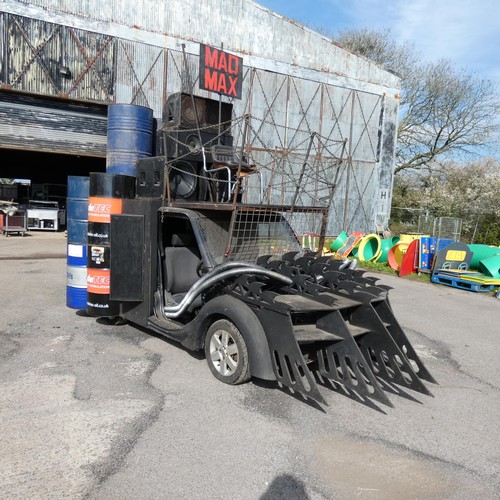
[418,214,435,235]
[226,206,327,263]
[196,210,232,265]
[433,217,462,242]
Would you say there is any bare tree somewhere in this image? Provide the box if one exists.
[337,29,500,174]
[337,28,418,77]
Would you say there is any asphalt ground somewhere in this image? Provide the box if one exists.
[0,230,499,499]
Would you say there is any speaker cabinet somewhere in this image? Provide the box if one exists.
[136,156,165,198]
[136,157,207,202]
[156,129,233,160]
[162,92,233,133]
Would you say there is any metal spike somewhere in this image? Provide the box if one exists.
[315,310,394,407]
[371,299,438,385]
[282,251,299,263]
[349,303,433,396]
[254,308,326,405]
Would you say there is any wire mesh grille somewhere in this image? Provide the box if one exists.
[162,116,347,211]
[433,217,462,242]
[417,214,435,235]
[226,206,327,263]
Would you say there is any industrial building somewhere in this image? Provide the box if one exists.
[0,0,400,234]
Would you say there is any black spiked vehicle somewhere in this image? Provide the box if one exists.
[98,158,436,407]
[81,92,435,408]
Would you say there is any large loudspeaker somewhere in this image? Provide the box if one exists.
[156,129,233,160]
[162,92,233,133]
[168,161,201,201]
[136,157,207,202]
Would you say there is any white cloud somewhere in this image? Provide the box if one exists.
[259,0,499,82]
[329,0,500,81]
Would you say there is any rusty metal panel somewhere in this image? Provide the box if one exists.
[321,86,354,151]
[0,92,107,156]
[1,1,399,232]
[3,0,400,92]
[115,39,164,116]
[350,91,382,163]
[164,49,184,103]
[247,70,289,150]
[4,15,59,94]
[286,78,322,147]
[61,26,115,101]
[1,13,115,102]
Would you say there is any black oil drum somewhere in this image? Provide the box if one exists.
[86,172,135,317]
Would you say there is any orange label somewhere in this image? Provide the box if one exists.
[88,197,123,223]
[87,268,110,294]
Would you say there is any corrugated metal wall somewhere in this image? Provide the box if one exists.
[2,0,400,89]
[0,0,400,233]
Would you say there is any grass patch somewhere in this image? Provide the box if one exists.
[355,259,432,283]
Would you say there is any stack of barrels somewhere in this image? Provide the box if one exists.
[65,103,153,316]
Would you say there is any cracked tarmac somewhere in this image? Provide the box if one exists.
[0,232,499,499]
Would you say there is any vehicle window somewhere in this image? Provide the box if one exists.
[229,212,301,263]
[197,214,231,265]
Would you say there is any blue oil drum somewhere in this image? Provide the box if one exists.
[106,104,154,177]
[66,176,90,309]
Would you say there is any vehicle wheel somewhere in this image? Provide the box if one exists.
[205,319,251,385]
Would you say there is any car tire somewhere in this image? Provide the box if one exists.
[205,318,251,385]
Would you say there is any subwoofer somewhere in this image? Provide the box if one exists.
[168,161,199,201]
[162,92,233,134]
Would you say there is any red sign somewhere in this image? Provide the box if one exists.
[199,44,243,99]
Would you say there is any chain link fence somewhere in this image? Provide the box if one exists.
[390,207,500,245]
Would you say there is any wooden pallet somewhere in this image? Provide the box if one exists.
[431,272,495,292]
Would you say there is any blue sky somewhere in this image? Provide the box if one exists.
[257,0,500,84]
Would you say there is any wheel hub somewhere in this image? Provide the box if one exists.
[210,330,239,375]
[218,345,228,359]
